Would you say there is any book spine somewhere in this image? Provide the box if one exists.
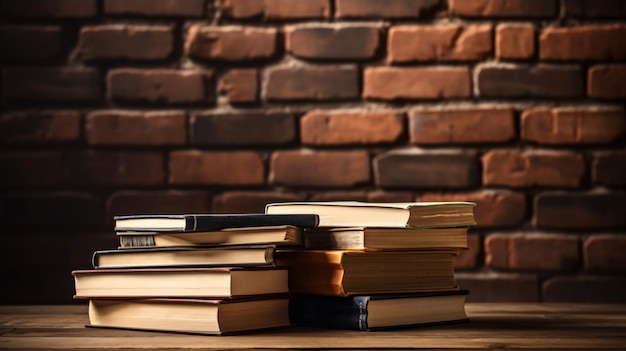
[191,214,319,231]
[290,295,369,331]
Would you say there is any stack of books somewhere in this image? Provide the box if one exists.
[265,201,476,331]
[71,213,320,335]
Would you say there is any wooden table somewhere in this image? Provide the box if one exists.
[1,303,625,350]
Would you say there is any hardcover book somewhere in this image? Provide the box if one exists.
[275,250,458,296]
[73,267,288,298]
[302,226,468,250]
[118,225,302,248]
[265,201,476,228]
[88,296,290,335]
[290,291,469,331]
[114,213,319,232]
[92,245,279,269]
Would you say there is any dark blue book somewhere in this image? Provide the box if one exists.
[114,213,319,232]
[290,291,469,331]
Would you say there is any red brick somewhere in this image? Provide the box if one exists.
[301,110,404,145]
[76,25,173,61]
[271,151,370,187]
[222,0,330,20]
[588,65,626,99]
[476,64,583,98]
[86,110,187,146]
[213,192,303,213]
[420,190,526,228]
[68,151,164,186]
[534,192,626,229]
[482,150,585,188]
[593,151,626,187]
[543,276,626,303]
[389,24,492,62]
[1,192,103,228]
[455,233,481,270]
[169,151,265,185]
[0,111,80,144]
[266,66,359,101]
[1,0,97,18]
[364,67,470,100]
[0,152,63,187]
[186,26,277,61]
[107,191,211,218]
[3,68,101,102]
[375,150,478,188]
[105,0,205,17]
[0,26,62,60]
[521,107,625,145]
[108,69,213,104]
[449,0,557,18]
[336,0,440,19]
[584,235,626,273]
[455,273,540,302]
[191,112,295,146]
[286,24,380,60]
[218,69,258,103]
[496,24,535,60]
[486,233,580,272]
[409,107,515,144]
[310,191,369,202]
[540,25,626,61]
[564,0,626,18]
[366,191,415,203]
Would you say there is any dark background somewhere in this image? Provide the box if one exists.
[1,0,625,304]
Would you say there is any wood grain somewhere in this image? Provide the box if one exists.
[0,304,625,350]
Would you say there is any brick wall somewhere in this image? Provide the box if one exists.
[1,0,625,303]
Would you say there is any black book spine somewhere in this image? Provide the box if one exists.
[289,295,369,331]
[187,214,319,231]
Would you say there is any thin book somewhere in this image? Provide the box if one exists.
[265,201,476,228]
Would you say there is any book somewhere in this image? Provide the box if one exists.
[265,201,476,228]
[92,245,279,269]
[290,291,469,331]
[88,296,290,335]
[73,267,288,298]
[114,213,319,232]
[118,225,302,248]
[303,226,468,251]
[275,250,458,296]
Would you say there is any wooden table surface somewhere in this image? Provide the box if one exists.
[1,303,625,350]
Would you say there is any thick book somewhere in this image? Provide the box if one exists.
[118,225,302,248]
[303,226,468,250]
[265,201,476,228]
[114,213,319,232]
[73,267,288,298]
[290,291,469,331]
[88,296,290,335]
[275,250,458,296]
[92,245,279,269]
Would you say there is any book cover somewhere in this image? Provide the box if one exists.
[276,250,458,296]
[88,296,291,335]
[117,225,302,248]
[114,213,319,232]
[92,245,279,269]
[73,267,289,298]
[265,201,476,228]
[290,291,469,331]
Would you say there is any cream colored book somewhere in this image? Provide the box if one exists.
[88,297,290,335]
[266,201,476,228]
